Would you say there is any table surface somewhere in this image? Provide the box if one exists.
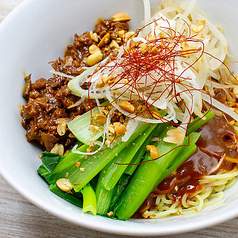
[1,1,238,237]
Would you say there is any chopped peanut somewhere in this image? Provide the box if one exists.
[50,143,64,156]
[96,78,105,88]
[107,211,114,217]
[108,124,115,134]
[143,211,149,219]
[114,122,127,136]
[86,51,103,66]
[98,33,110,48]
[57,123,66,136]
[105,139,111,147]
[163,128,185,144]
[118,30,125,38]
[150,46,159,54]
[56,178,72,192]
[86,147,94,153]
[88,44,101,54]
[146,145,159,159]
[91,113,107,125]
[111,12,131,22]
[118,100,135,113]
[89,31,99,42]
[109,40,120,49]
[89,125,100,134]
[101,74,111,84]
[139,43,148,53]
[56,118,69,136]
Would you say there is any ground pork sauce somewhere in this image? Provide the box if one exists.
[21,19,129,152]
[21,18,237,218]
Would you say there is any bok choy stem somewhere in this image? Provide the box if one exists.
[68,122,151,192]
[115,132,200,220]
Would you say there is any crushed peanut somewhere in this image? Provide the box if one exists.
[57,123,67,136]
[98,33,110,48]
[146,145,159,159]
[91,113,107,125]
[89,31,99,42]
[86,147,94,153]
[143,211,149,219]
[108,124,115,134]
[114,122,127,136]
[56,178,72,192]
[118,100,135,113]
[96,78,105,88]
[50,143,64,156]
[109,40,120,49]
[163,128,185,144]
[111,12,131,22]
[118,30,125,38]
[89,125,100,134]
[56,118,69,136]
[107,211,114,217]
[105,139,111,147]
[88,44,101,54]
[86,51,103,66]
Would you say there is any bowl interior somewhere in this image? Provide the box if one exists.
[0,0,238,236]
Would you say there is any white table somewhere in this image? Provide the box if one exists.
[1,1,238,237]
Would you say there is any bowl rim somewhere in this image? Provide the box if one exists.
[1,0,238,236]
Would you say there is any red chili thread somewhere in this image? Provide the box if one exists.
[83,17,234,163]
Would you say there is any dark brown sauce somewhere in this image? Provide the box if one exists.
[134,115,238,218]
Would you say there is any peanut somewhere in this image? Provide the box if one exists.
[163,128,185,144]
[109,40,120,49]
[86,51,103,66]
[98,33,110,48]
[114,122,127,136]
[56,178,72,192]
[91,113,107,125]
[101,74,111,84]
[86,147,94,153]
[57,123,66,136]
[111,12,131,22]
[50,143,64,156]
[89,31,99,42]
[146,145,159,159]
[118,100,135,113]
[89,44,101,54]
[118,30,125,38]
[96,78,105,88]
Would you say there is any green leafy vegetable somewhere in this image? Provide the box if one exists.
[81,183,97,215]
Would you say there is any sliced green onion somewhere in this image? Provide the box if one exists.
[67,107,103,144]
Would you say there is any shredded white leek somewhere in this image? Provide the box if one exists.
[67,0,238,142]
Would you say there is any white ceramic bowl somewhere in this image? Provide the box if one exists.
[1,0,238,236]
